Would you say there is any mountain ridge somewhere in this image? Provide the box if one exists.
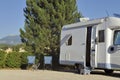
[0,35,22,45]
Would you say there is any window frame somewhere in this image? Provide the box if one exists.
[66,35,72,46]
[98,30,105,43]
[113,30,120,45]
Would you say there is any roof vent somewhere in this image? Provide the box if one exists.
[80,18,89,22]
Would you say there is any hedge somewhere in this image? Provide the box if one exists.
[5,52,21,68]
[0,51,33,69]
[20,52,32,69]
[0,51,6,68]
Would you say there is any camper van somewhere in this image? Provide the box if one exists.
[59,17,120,74]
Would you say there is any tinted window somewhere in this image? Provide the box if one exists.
[114,30,120,45]
[67,36,72,46]
[98,30,105,42]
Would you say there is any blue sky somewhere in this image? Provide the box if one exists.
[0,0,120,38]
[77,0,120,18]
[0,0,26,38]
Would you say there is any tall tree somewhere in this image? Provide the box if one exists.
[20,0,82,56]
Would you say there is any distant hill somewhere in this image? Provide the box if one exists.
[0,35,22,45]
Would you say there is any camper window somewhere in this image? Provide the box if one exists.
[67,36,72,46]
[98,30,105,42]
[114,30,120,45]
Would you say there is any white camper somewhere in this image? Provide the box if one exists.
[59,17,120,74]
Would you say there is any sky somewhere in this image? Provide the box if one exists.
[77,0,120,19]
[0,0,120,39]
[0,0,26,39]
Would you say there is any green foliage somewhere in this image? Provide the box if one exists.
[5,52,21,68]
[12,44,25,52]
[20,52,33,69]
[20,52,32,65]
[0,51,35,69]
[0,51,6,68]
[20,0,82,67]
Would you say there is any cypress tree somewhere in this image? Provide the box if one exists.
[20,0,82,56]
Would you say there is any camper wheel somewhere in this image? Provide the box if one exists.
[104,69,114,74]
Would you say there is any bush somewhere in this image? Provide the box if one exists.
[5,52,21,68]
[0,51,6,68]
[20,52,32,64]
[20,52,32,69]
[0,51,35,69]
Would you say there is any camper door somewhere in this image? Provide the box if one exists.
[96,27,106,68]
[91,27,97,67]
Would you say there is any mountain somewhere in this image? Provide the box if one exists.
[0,35,22,45]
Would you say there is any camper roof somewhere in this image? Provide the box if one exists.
[62,17,120,29]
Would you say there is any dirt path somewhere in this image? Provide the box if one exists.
[0,70,120,80]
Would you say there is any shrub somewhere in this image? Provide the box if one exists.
[20,52,33,69]
[0,51,34,69]
[5,52,21,68]
[0,51,6,68]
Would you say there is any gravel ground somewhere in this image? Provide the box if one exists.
[0,70,120,80]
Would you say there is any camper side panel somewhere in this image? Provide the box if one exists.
[60,27,87,65]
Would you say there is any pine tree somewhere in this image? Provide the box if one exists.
[20,0,82,56]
